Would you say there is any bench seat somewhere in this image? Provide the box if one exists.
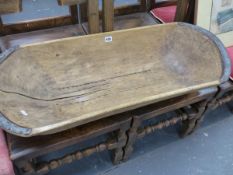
[0,23,230,137]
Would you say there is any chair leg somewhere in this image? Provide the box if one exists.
[14,161,36,175]
[179,118,196,138]
[87,0,100,34]
[0,17,4,37]
[112,128,128,164]
[123,116,141,161]
[225,101,233,114]
[69,5,79,24]
[179,101,207,137]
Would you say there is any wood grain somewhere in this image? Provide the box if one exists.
[0,0,22,14]
[69,5,79,24]
[0,23,227,137]
[82,12,158,34]
[102,0,114,32]
[0,16,77,35]
[87,0,100,34]
[58,0,87,6]
[175,0,189,22]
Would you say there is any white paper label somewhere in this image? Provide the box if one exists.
[20,110,28,116]
[105,36,112,43]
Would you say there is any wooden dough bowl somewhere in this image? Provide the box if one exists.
[0,23,230,137]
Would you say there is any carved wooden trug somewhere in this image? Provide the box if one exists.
[0,23,229,137]
[0,1,232,174]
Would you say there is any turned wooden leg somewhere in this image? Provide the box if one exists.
[14,161,36,175]
[179,118,196,138]
[226,103,233,113]
[208,83,233,110]
[16,140,117,175]
[112,128,128,164]
[178,106,197,138]
[179,101,207,137]
[193,101,209,130]
[217,92,233,113]
[123,116,141,161]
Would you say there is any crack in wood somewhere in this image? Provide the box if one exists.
[0,69,151,101]
[0,88,109,102]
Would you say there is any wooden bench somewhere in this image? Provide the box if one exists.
[7,88,218,175]
[0,2,231,175]
[0,23,228,137]
[0,2,164,174]
[0,23,229,174]
[123,87,218,160]
[7,114,132,175]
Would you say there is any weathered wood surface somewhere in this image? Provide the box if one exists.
[87,0,100,34]
[0,0,22,14]
[102,0,114,32]
[175,0,189,22]
[0,23,230,137]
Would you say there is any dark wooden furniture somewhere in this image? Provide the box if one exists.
[60,0,157,34]
[0,0,85,54]
[0,3,156,175]
[123,87,218,160]
[0,0,79,35]
[0,19,231,172]
[7,88,220,175]
[149,0,177,8]
[7,114,131,175]
[208,81,233,110]
[79,0,148,23]
[82,12,158,34]
[58,0,114,33]
[0,0,193,38]
[0,24,85,52]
